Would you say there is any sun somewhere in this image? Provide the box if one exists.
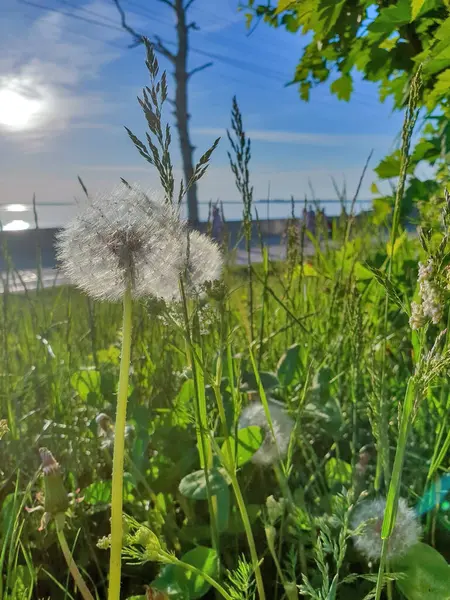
[0,89,41,130]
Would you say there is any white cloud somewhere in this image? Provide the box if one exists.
[192,127,395,147]
[0,1,127,142]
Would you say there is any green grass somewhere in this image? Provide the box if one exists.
[1,209,450,599]
[1,41,450,600]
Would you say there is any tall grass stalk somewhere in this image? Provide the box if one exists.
[227,97,254,341]
[375,68,422,492]
[374,68,423,600]
[179,277,220,554]
[108,287,133,600]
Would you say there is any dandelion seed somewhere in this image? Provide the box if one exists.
[57,184,222,302]
[351,497,421,562]
[57,185,185,302]
[238,401,294,466]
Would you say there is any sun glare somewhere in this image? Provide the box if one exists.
[5,204,28,212]
[0,89,41,130]
[2,220,30,231]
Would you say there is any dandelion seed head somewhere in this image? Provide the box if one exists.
[238,401,294,466]
[56,184,185,302]
[351,497,421,562]
[183,230,223,297]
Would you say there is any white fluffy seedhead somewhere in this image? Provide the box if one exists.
[183,230,223,296]
[238,401,295,466]
[351,497,421,562]
[57,184,222,302]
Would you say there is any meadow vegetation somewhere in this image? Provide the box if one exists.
[1,38,450,600]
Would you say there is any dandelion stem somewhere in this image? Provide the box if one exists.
[108,286,133,600]
[55,516,95,600]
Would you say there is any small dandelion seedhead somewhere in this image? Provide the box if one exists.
[238,401,294,466]
[183,230,223,296]
[351,497,421,562]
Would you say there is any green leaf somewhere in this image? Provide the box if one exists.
[353,261,375,281]
[83,480,112,505]
[411,0,433,21]
[175,547,219,599]
[275,0,296,14]
[241,371,280,392]
[70,369,101,401]
[325,458,352,488]
[221,426,264,467]
[317,0,346,36]
[375,151,402,179]
[372,197,392,225]
[227,504,261,534]
[331,74,353,101]
[152,565,191,598]
[411,0,425,20]
[392,542,450,599]
[179,468,230,500]
[368,0,411,34]
[277,344,301,387]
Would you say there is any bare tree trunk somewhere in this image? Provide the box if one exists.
[174,0,198,226]
[112,0,211,227]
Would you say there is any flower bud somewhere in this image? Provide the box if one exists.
[133,527,163,561]
[39,448,69,517]
[265,524,277,555]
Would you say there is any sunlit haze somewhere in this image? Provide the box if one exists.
[0,89,42,130]
[4,204,28,212]
[2,219,30,231]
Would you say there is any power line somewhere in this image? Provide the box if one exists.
[17,0,382,110]
[5,5,128,49]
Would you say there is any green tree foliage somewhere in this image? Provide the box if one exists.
[244,0,450,219]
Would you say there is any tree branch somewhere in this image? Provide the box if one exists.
[111,0,176,60]
[111,0,143,47]
[157,0,176,7]
[185,0,196,10]
[153,35,177,62]
[188,61,213,78]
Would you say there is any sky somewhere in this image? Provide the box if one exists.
[0,0,406,228]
